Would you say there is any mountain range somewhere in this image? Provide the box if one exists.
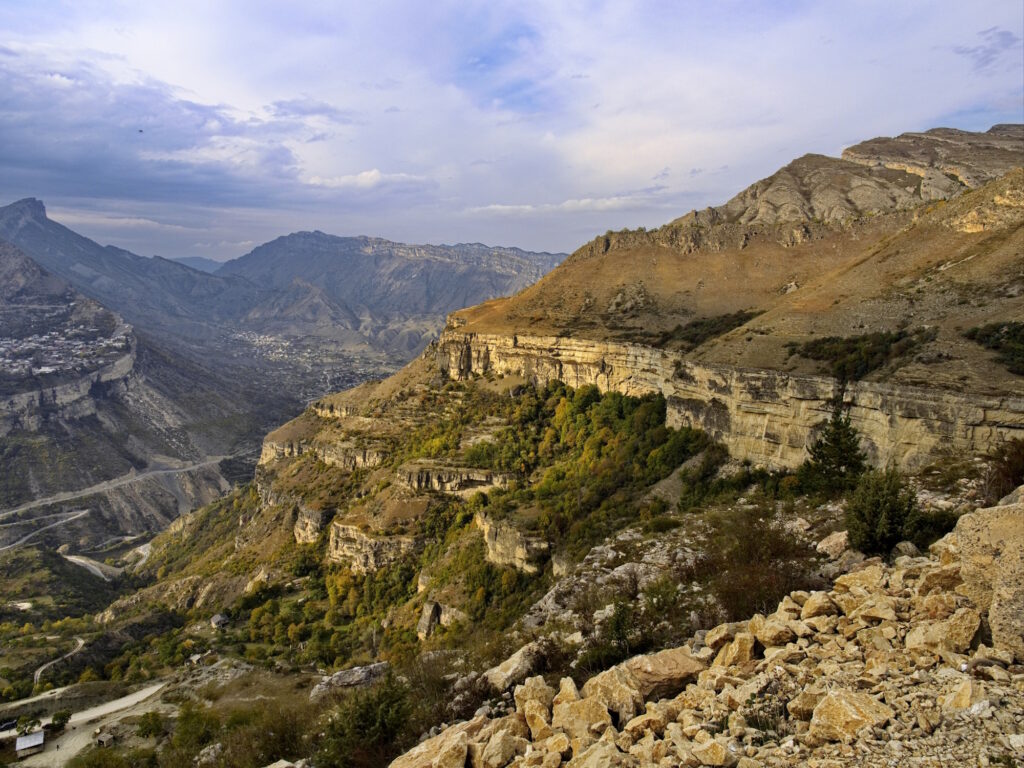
[0,205,564,548]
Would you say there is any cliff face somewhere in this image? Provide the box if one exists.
[435,330,1024,470]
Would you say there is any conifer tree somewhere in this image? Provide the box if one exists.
[801,395,866,494]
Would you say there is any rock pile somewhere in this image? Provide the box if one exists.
[390,501,1024,767]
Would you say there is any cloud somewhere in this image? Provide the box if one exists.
[0,2,1020,259]
[953,27,1022,71]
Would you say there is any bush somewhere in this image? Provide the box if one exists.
[707,505,820,619]
[790,328,936,381]
[846,468,918,556]
[964,322,1024,375]
[984,438,1024,504]
[136,711,163,738]
[317,674,413,768]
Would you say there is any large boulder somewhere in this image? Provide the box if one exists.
[620,646,706,699]
[951,502,1024,661]
[808,689,894,743]
[388,716,489,768]
[483,640,548,691]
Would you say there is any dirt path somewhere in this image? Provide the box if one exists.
[12,682,166,767]
[33,637,85,685]
[0,456,229,522]
[0,510,89,551]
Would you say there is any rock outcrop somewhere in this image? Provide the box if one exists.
[390,503,1024,767]
[475,511,550,575]
[399,461,510,495]
[327,522,417,574]
[435,330,1024,471]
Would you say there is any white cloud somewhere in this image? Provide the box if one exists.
[0,1,1019,258]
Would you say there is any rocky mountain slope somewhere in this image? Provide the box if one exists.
[0,243,248,548]
[217,232,563,355]
[391,496,1024,768]
[436,126,1023,471]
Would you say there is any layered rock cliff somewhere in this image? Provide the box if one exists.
[435,330,1024,471]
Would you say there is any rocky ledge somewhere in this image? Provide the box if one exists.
[389,497,1024,767]
[435,330,1024,471]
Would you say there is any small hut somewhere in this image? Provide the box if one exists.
[15,731,45,758]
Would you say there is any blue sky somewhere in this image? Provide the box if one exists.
[0,1,1021,259]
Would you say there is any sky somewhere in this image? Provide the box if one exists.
[0,1,1021,260]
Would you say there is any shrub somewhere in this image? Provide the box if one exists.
[846,468,918,556]
[964,322,1024,375]
[790,328,936,381]
[136,711,163,738]
[984,438,1024,504]
[707,505,819,619]
[317,674,413,768]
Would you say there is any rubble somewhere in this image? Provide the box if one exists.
[389,501,1024,766]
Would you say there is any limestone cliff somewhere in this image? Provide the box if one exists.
[435,330,1023,471]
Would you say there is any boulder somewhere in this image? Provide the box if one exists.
[799,591,838,620]
[480,729,526,768]
[565,741,634,767]
[748,614,795,647]
[389,716,488,768]
[714,633,756,667]
[942,677,986,710]
[514,675,556,713]
[808,689,894,743]
[581,666,644,723]
[690,738,738,767]
[310,662,389,700]
[816,530,849,559]
[483,641,547,691]
[620,646,706,699]
[552,696,613,742]
[952,503,1024,661]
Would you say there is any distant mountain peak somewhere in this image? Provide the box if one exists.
[5,197,48,220]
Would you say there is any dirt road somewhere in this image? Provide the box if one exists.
[33,637,85,685]
[10,682,167,767]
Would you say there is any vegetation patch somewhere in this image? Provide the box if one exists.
[965,321,1024,375]
[788,327,936,381]
[656,310,762,350]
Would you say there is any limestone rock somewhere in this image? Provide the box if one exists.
[515,675,556,713]
[799,591,838,619]
[552,696,613,742]
[483,641,547,691]
[481,729,526,768]
[565,740,634,767]
[748,614,795,647]
[389,716,488,768]
[310,661,389,700]
[816,530,849,559]
[942,677,986,709]
[713,633,755,667]
[952,502,1024,661]
[620,646,706,699]
[581,666,644,723]
[808,689,894,743]
[690,738,738,767]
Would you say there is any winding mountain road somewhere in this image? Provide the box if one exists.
[33,637,85,684]
[0,510,89,551]
[0,456,229,523]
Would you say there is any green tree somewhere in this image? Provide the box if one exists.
[136,711,163,738]
[16,715,41,735]
[846,468,917,556]
[51,709,72,730]
[317,675,412,768]
[800,397,866,494]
